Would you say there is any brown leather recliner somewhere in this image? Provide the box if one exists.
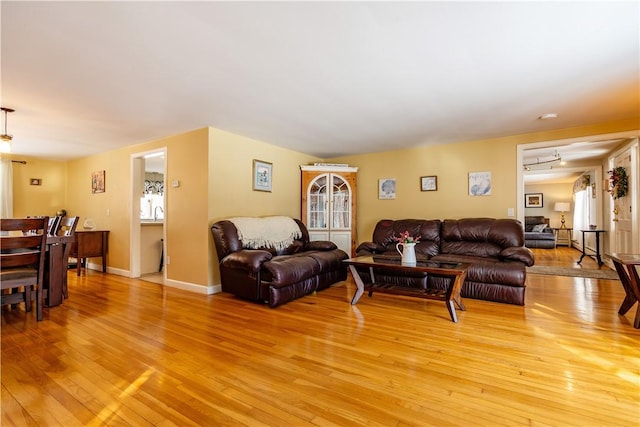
[211,218,348,307]
[356,218,535,305]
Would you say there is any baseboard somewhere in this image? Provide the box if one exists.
[83,262,222,295]
[164,279,221,295]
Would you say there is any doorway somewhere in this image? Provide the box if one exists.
[130,148,166,282]
[517,131,639,267]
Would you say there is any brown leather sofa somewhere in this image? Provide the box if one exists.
[211,218,348,307]
[355,218,535,305]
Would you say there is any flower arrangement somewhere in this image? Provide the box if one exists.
[393,231,421,244]
[608,166,628,199]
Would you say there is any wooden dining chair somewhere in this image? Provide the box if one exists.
[0,217,49,321]
[56,216,79,237]
[55,216,79,299]
[48,216,61,236]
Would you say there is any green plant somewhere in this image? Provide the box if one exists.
[608,166,628,199]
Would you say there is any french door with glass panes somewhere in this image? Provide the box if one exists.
[301,166,358,257]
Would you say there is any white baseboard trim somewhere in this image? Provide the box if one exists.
[86,262,222,295]
[164,279,221,295]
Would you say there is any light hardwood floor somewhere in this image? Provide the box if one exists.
[2,247,639,426]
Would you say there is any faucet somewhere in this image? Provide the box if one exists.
[154,206,164,221]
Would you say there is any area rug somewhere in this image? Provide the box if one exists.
[526,265,619,280]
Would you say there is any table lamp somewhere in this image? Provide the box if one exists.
[554,202,571,229]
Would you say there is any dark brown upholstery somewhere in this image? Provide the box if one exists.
[356,218,535,305]
[211,218,348,307]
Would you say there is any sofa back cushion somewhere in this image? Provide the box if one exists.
[524,216,548,232]
[371,219,441,257]
[440,218,525,257]
[211,218,310,261]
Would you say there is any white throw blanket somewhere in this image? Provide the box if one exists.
[229,216,302,251]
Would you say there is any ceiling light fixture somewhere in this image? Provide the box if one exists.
[538,113,558,120]
[0,107,15,153]
[524,150,562,171]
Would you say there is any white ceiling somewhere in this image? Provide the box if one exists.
[2,1,638,161]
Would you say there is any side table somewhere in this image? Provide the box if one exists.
[69,230,109,276]
[609,253,640,329]
[577,229,604,266]
[552,227,573,247]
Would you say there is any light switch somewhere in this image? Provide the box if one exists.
[171,180,180,188]
[507,208,514,217]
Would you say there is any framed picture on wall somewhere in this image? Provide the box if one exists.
[378,178,396,199]
[525,193,543,208]
[253,159,272,192]
[469,171,492,196]
[91,170,105,193]
[420,176,437,191]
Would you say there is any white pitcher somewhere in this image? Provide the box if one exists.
[396,242,417,265]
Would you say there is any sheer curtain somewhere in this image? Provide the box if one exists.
[0,158,13,218]
[572,174,591,248]
[573,190,590,231]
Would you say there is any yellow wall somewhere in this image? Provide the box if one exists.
[4,155,66,217]
[207,127,320,284]
[208,128,319,220]
[330,118,638,241]
[65,128,209,287]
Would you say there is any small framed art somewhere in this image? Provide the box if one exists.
[253,159,272,192]
[30,178,41,186]
[378,178,396,199]
[420,176,437,191]
[469,171,492,196]
[525,193,543,208]
[91,170,105,193]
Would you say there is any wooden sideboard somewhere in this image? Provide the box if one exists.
[69,230,109,276]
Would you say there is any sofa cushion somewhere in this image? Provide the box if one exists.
[306,249,348,271]
[531,224,547,232]
[500,247,535,266]
[525,232,555,241]
[262,253,321,288]
[431,254,525,287]
[524,216,547,232]
[307,240,338,251]
[220,250,273,273]
[440,218,524,258]
[368,219,441,258]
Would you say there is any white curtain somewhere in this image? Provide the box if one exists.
[573,190,590,233]
[0,158,13,218]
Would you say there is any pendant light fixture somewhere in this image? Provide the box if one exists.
[0,107,15,153]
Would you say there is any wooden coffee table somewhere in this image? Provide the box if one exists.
[609,253,640,328]
[343,255,470,322]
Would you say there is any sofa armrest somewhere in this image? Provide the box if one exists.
[355,241,385,255]
[221,249,273,273]
[500,247,535,267]
[306,240,337,251]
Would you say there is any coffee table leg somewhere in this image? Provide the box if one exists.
[445,273,467,323]
[446,300,458,323]
[348,265,365,304]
